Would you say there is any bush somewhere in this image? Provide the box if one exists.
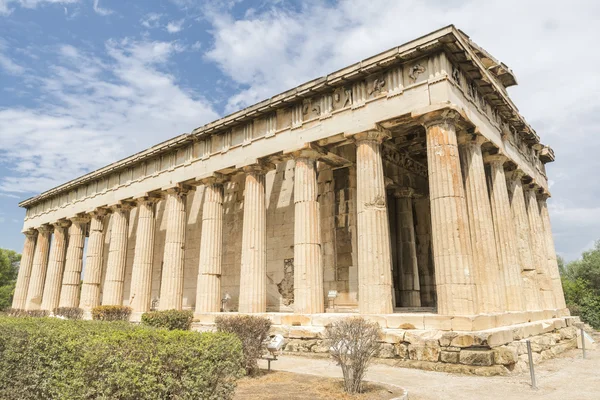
[326,317,381,394]
[91,305,132,321]
[215,315,271,375]
[53,307,83,320]
[0,316,244,400]
[141,309,193,330]
[5,308,49,318]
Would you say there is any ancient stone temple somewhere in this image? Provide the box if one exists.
[13,26,579,371]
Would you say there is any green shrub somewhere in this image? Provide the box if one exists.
[0,316,243,400]
[141,309,193,330]
[5,308,49,318]
[53,307,83,320]
[91,305,132,321]
[215,315,271,375]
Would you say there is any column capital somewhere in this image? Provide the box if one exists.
[133,192,162,205]
[23,228,38,238]
[284,143,326,161]
[107,201,135,212]
[37,224,53,234]
[413,105,465,129]
[69,215,91,224]
[483,152,509,166]
[457,131,486,147]
[348,127,391,143]
[196,172,228,186]
[87,207,110,218]
[52,219,71,229]
[162,183,192,196]
[240,161,275,175]
[506,168,527,182]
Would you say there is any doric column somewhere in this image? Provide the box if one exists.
[506,170,540,310]
[102,204,131,306]
[79,210,107,311]
[59,216,89,308]
[394,189,421,307]
[159,187,188,310]
[293,152,324,314]
[538,195,567,309]
[129,197,158,313]
[458,133,504,313]
[40,221,69,311]
[485,154,525,311]
[421,110,477,315]
[238,165,268,313]
[25,225,52,310]
[354,129,394,314]
[196,178,225,313]
[12,230,38,309]
[525,186,555,310]
[414,197,435,307]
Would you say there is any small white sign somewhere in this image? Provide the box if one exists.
[327,290,338,298]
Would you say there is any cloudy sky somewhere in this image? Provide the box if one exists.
[0,0,598,261]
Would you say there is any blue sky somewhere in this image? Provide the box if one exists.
[0,0,599,261]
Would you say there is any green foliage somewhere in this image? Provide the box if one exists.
[0,316,244,400]
[53,307,84,320]
[215,315,271,375]
[0,248,20,310]
[91,305,132,321]
[141,309,193,331]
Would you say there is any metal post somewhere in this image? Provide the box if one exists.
[581,327,586,359]
[526,340,537,390]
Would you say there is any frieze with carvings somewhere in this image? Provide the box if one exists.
[381,144,428,179]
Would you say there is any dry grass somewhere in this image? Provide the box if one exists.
[234,371,404,400]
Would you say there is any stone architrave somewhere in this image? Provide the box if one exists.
[413,197,435,307]
[506,170,540,311]
[196,178,225,313]
[354,129,394,314]
[79,210,107,311]
[40,221,69,311]
[238,165,268,313]
[394,189,421,307]
[129,197,158,313]
[102,204,131,306]
[25,225,52,310]
[458,133,504,313]
[293,151,324,314]
[538,195,567,309]
[485,154,525,312]
[12,230,38,309]
[420,110,477,316]
[59,216,89,308]
[159,187,188,311]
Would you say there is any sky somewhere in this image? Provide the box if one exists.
[0,0,598,261]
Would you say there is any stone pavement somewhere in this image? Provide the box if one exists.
[260,347,599,400]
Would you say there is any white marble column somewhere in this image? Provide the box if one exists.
[102,204,131,306]
[238,165,267,313]
[458,133,504,313]
[485,154,525,312]
[538,195,567,309]
[159,187,188,310]
[40,221,69,311]
[196,179,225,313]
[355,130,394,314]
[414,197,435,307]
[421,111,477,315]
[129,197,158,313]
[25,225,52,310]
[12,230,38,309]
[59,216,89,308]
[394,190,421,307]
[507,170,540,311]
[79,210,107,311]
[293,153,324,314]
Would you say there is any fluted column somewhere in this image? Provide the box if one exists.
[421,111,477,315]
[25,225,52,310]
[538,195,567,309]
[414,197,435,307]
[80,210,107,311]
[507,170,540,310]
[40,221,69,311]
[485,154,525,311]
[355,130,394,314]
[395,190,421,307]
[458,133,504,313]
[159,187,188,310]
[102,204,131,305]
[239,165,267,313]
[196,179,225,313]
[129,197,158,313]
[525,186,555,310]
[293,152,324,314]
[12,230,38,309]
[58,217,89,308]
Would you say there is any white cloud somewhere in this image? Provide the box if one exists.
[92,0,111,16]
[166,19,184,34]
[0,0,78,15]
[141,12,162,28]
[0,50,24,75]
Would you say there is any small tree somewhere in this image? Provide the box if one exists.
[326,317,381,394]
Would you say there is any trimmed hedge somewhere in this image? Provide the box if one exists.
[53,307,83,320]
[5,308,49,318]
[0,316,243,400]
[91,305,132,321]
[141,309,193,331]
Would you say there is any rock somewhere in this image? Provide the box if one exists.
[408,345,440,362]
[377,343,396,358]
[404,330,442,346]
[440,350,460,363]
[518,352,542,366]
[507,340,528,355]
[459,349,494,366]
[395,342,409,359]
[529,335,553,352]
[560,326,577,340]
[493,346,518,365]
[450,334,475,348]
